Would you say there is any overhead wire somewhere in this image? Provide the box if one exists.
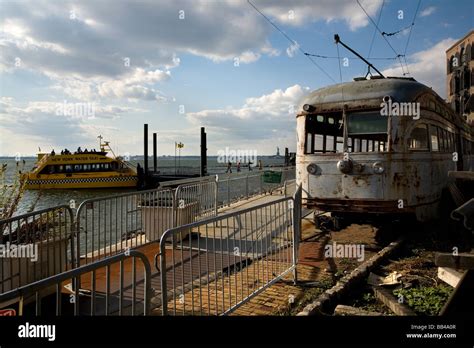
[402,0,422,76]
[367,0,385,59]
[305,53,399,60]
[247,0,337,84]
[356,0,406,76]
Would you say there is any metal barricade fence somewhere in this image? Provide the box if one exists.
[0,250,151,315]
[284,179,297,197]
[0,205,75,294]
[175,180,217,225]
[0,168,297,311]
[159,185,302,316]
[75,188,175,266]
[217,167,296,207]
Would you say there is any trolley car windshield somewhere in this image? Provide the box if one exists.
[305,111,388,154]
[347,111,387,135]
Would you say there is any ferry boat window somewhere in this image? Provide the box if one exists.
[429,125,439,151]
[83,164,91,171]
[65,165,72,172]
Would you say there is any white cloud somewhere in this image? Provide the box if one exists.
[0,97,146,155]
[1,0,381,76]
[382,38,456,98]
[237,51,261,64]
[256,0,382,31]
[286,42,300,58]
[0,0,382,105]
[186,85,309,153]
[420,6,436,17]
[97,68,171,102]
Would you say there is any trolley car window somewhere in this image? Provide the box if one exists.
[429,125,439,151]
[408,124,429,150]
[438,129,445,152]
[337,136,344,152]
[347,111,388,152]
[443,130,449,152]
[326,135,335,152]
[305,112,388,154]
[304,114,343,154]
[347,112,387,135]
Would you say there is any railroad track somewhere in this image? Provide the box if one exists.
[296,219,473,317]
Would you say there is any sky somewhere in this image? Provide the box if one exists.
[0,0,473,157]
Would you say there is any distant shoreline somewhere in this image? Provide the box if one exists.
[0,155,285,159]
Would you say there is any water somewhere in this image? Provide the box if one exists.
[0,156,287,216]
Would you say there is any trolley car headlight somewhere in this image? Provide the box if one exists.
[307,163,319,175]
[303,104,315,112]
[337,159,352,174]
[372,162,384,174]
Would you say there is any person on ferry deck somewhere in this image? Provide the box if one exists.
[77,147,82,154]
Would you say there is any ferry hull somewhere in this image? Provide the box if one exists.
[24,176,138,189]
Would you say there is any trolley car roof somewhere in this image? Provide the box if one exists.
[300,77,436,111]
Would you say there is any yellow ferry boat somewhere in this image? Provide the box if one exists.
[21,139,138,189]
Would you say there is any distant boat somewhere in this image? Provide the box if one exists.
[21,139,137,190]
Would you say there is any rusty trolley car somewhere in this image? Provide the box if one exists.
[296,77,474,223]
